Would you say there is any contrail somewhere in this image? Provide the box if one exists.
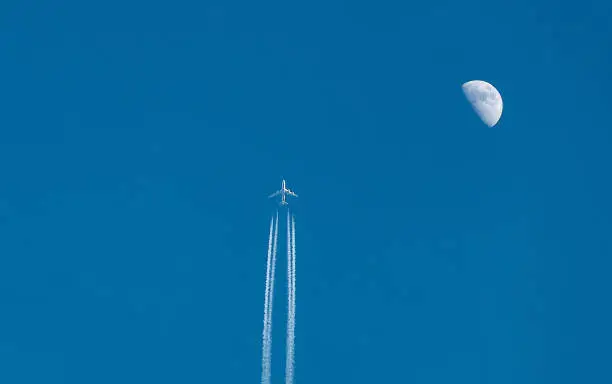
[285,212,296,384]
[285,211,292,384]
[289,213,296,383]
[261,215,274,384]
[261,212,279,384]
[268,212,279,380]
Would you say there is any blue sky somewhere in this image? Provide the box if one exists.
[0,0,610,383]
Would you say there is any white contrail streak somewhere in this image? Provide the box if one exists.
[261,209,298,384]
[268,212,279,380]
[285,212,296,384]
[289,213,297,383]
[285,211,292,384]
[261,215,274,384]
[261,212,279,384]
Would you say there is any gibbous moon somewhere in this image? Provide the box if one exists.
[462,80,503,127]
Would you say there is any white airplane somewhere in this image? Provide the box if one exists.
[268,179,298,206]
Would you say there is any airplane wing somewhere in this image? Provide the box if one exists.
[286,189,298,197]
[268,190,281,198]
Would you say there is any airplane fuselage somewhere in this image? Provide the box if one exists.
[279,180,289,205]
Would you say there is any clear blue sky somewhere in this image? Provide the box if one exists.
[0,0,610,383]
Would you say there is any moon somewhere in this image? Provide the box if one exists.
[462,80,503,127]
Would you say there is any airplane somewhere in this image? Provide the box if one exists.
[268,179,298,206]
